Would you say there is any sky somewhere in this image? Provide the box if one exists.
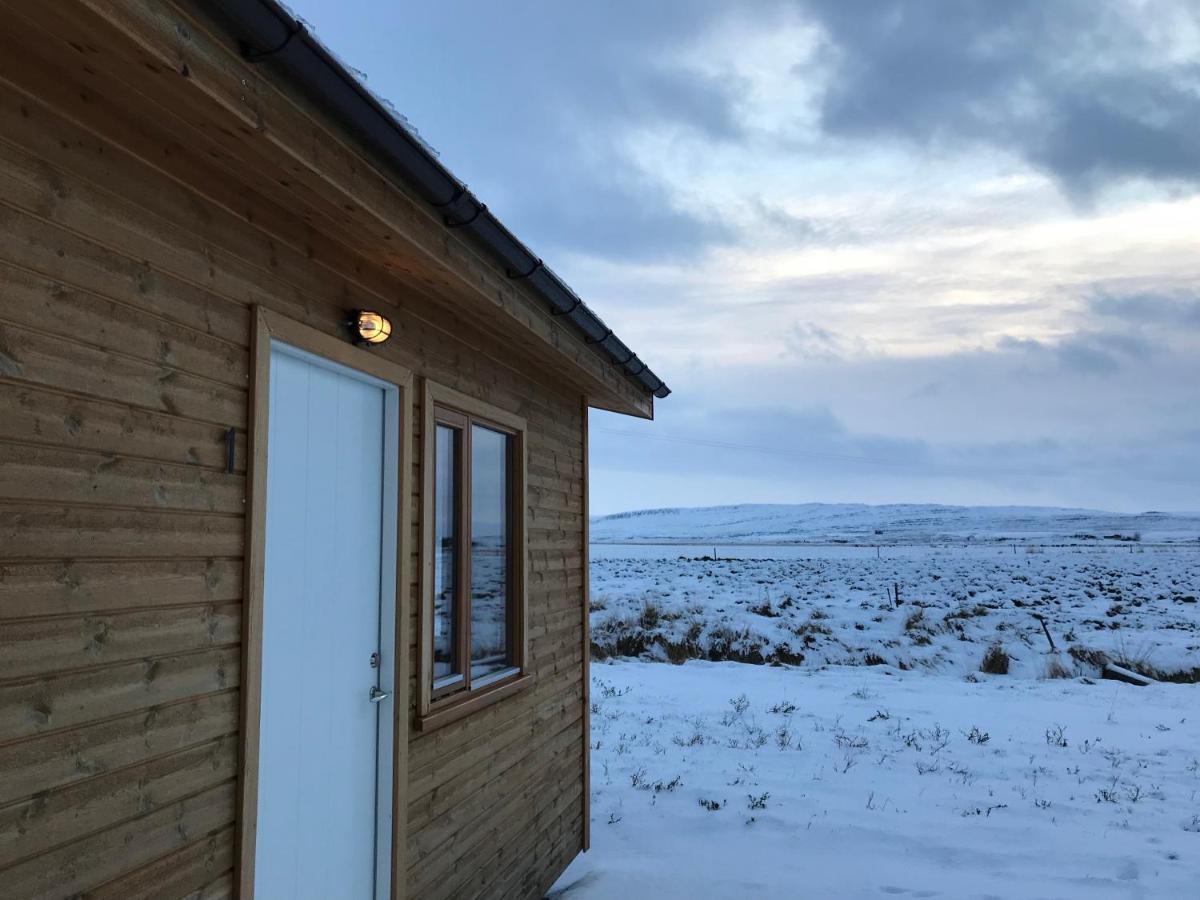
[289,0,1200,516]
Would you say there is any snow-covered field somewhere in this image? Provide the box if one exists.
[556,661,1200,899]
[591,503,1200,546]
[557,504,1200,898]
[589,545,1200,681]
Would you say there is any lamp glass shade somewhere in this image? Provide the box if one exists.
[355,310,392,344]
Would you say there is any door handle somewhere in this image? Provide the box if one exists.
[368,686,390,703]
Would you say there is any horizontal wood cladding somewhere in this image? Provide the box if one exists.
[0,781,236,899]
[0,320,247,427]
[0,559,242,620]
[0,384,247,473]
[0,2,591,897]
[0,256,247,386]
[86,824,236,900]
[0,733,237,869]
[0,690,238,807]
[0,442,244,514]
[0,646,240,743]
[0,603,240,681]
[0,504,244,560]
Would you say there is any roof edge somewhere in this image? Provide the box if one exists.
[203,0,670,400]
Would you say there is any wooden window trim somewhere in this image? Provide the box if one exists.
[418,380,528,733]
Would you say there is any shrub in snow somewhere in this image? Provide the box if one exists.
[638,598,663,630]
[965,725,990,745]
[746,792,770,810]
[1044,724,1068,748]
[1043,656,1073,679]
[980,643,1010,674]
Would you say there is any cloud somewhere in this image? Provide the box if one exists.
[997,328,1156,376]
[1089,289,1200,327]
[291,0,1200,513]
[589,334,1200,514]
[784,321,867,361]
[801,0,1200,198]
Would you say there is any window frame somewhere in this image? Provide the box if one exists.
[418,380,529,732]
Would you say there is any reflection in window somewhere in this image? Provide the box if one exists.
[470,424,510,680]
[433,424,459,681]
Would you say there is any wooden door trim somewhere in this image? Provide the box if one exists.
[238,306,413,900]
[581,396,591,852]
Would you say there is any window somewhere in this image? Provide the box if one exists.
[420,381,527,729]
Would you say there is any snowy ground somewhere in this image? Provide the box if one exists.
[564,506,1199,896]
[555,660,1200,900]
[589,545,1200,680]
[590,503,1200,546]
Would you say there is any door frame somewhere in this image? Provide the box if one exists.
[237,307,412,899]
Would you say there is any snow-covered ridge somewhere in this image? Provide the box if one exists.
[591,502,1200,545]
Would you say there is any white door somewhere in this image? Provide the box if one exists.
[256,342,397,900]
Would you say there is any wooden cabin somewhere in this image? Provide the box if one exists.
[0,2,668,897]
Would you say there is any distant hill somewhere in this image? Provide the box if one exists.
[589,503,1200,545]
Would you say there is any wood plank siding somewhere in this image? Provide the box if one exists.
[0,2,598,897]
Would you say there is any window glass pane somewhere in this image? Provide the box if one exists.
[433,424,459,681]
[470,424,511,680]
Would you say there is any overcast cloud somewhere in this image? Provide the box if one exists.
[292,0,1200,514]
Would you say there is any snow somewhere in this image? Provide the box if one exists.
[589,544,1200,680]
[559,504,1199,897]
[555,660,1200,900]
[591,502,1200,546]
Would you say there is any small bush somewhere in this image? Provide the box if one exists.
[980,644,1010,675]
[1044,656,1073,679]
[638,599,662,630]
[775,723,793,750]
[1045,724,1068,748]
[749,589,780,617]
[965,726,990,745]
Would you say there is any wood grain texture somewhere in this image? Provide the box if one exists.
[0,646,239,743]
[0,1,592,895]
[86,825,235,900]
[0,559,242,620]
[0,603,240,681]
[0,781,236,899]
[0,383,247,473]
[0,690,237,806]
[0,733,237,869]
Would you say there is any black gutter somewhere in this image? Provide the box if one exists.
[201,0,670,401]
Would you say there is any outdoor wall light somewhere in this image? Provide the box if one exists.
[349,309,393,345]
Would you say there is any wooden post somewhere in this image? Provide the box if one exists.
[1032,613,1056,651]
[580,396,591,853]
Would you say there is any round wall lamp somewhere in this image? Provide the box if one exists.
[349,309,393,346]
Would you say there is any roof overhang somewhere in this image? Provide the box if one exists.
[195,0,669,413]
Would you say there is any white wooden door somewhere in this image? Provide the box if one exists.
[256,342,397,900]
